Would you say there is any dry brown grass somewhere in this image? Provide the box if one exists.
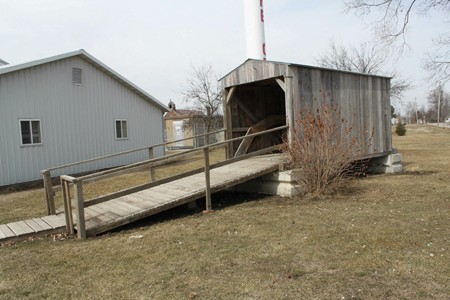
[0,125,449,299]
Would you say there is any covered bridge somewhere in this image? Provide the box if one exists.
[220,59,393,161]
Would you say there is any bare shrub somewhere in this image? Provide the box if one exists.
[281,101,373,197]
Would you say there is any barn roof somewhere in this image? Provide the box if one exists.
[0,49,168,112]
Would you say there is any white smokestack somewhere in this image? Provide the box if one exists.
[244,0,266,60]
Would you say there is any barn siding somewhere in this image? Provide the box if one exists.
[0,56,164,185]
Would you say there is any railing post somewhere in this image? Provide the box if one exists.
[42,170,56,215]
[74,179,86,239]
[61,179,74,235]
[148,146,156,181]
[203,147,212,212]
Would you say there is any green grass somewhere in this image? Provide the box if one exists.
[0,125,449,299]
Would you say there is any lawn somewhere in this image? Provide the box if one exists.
[0,125,449,299]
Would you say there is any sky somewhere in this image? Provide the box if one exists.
[1,0,448,114]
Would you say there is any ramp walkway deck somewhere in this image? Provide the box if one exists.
[0,215,66,243]
[0,125,287,242]
[80,154,283,237]
[0,154,283,244]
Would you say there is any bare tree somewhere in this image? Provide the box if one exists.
[405,99,418,123]
[316,41,411,101]
[181,64,223,132]
[423,33,450,84]
[427,85,450,122]
[345,0,450,84]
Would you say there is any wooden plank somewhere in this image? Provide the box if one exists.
[128,191,164,205]
[61,179,74,235]
[98,201,137,217]
[225,86,236,105]
[0,224,16,239]
[232,127,250,132]
[24,219,51,232]
[0,227,7,239]
[142,186,190,200]
[87,205,115,218]
[41,215,66,229]
[83,207,99,219]
[7,221,35,236]
[135,190,178,206]
[234,96,258,122]
[111,198,146,212]
[152,182,199,197]
[120,195,152,209]
[87,205,121,222]
[74,181,86,239]
[166,184,203,195]
[275,78,286,92]
[149,146,156,181]
[43,170,56,215]
[31,217,63,232]
[234,115,285,157]
[162,177,204,188]
[204,147,212,211]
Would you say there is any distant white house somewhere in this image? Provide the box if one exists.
[0,49,168,186]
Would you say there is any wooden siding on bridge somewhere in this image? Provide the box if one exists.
[221,59,392,158]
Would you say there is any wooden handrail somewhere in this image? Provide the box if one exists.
[41,128,226,215]
[42,128,226,173]
[60,124,286,239]
[82,144,282,208]
[70,125,287,183]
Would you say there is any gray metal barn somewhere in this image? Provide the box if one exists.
[0,50,168,186]
[220,59,393,160]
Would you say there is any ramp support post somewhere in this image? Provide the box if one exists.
[42,170,56,215]
[148,146,156,181]
[74,180,86,239]
[203,147,212,211]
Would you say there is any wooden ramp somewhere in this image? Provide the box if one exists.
[0,215,66,244]
[80,154,283,236]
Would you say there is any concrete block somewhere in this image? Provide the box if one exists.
[369,153,403,174]
[232,170,302,197]
[262,169,301,182]
[384,153,402,165]
[385,164,403,173]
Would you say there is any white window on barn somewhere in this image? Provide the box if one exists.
[72,68,82,85]
[20,119,42,146]
[115,119,128,139]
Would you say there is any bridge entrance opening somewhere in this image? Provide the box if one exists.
[225,77,287,157]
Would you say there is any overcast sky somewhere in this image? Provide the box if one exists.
[1,0,448,114]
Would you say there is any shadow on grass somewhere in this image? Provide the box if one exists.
[402,170,437,176]
[105,191,270,235]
